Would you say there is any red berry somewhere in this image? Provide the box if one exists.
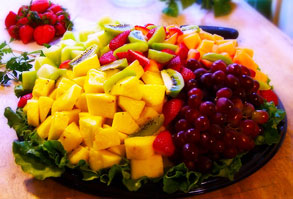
[18,6,29,17]
[33,25,55,45]
[153,131,175,157]
[41,12,57,25]
[8,25,19,39]
[162,98,183,126]
[19,25,34,44]
[5,11,17,28]
[31,0,50,13]
[99,51,116,65]
[180,67,195,82]
[17,93,33,108]
[260,90,278,106]
[109,30,131,51]
[168,27,183,36]
[59,60,71,69]
[176,43,189,61]
[116,51,130,60]
[48,4,63,14]
[17,17,29,26]
[146,28,156,40]
[57,14,66,26]
[161,49,176,55]
[54,22,66,36]
[166,56,182,72]
[128,50,150,67]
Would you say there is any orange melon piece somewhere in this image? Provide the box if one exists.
[236,47,254,57]
[183,33,201,49]
[164,33,177,44]
[233,50,257,71]
[199,31,214,41]
[216,39,237,46]
[213,34,224,41]
[217,41,236,56]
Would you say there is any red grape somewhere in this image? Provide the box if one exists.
[182,143,199,160]
[226,74,240,88]
[199,101,215,116]
[185,108,200,123]
[200,73,213,87]
[186,79,199,90]
[209,124,224,138]
[216,97,234,113]
[212,70,226,84]
[173,131,187,146]
[210,60,227,73]
[195,116,210,131]
[252,110,269,124]
[186,128,201,143]
[175,119,189,132]
[188,94,201,109]
[240,75,254,91]
[216,87,232,99]
[186,58,202,71]
[188,88,203,98]
[194,68,208,79]
[240,119,257,137]
[226,63,242,76]
[242,102,255,117]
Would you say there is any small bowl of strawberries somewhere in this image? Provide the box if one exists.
[5,0,73,45]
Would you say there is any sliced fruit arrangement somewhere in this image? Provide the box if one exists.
[5,0,73,45]
[5,19,285,194]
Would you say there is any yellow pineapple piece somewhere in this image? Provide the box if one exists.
[73,76,86,87]
[141,71,164,85]
[37,115,52,139]
[48,112,69,140]
[183,33,201,49]
[136,107,159,126]
[84,69,106,93]
[58,122,83,152]
[38,96,54,123]
[108,144,126,156]
[86,93,116,119]
[26,99,39,127]
[93,127,120,150]
[55,77,76,98]
[217,41,236,56]
[49,88,57,100]
[110,76,143,100]
[197,39,214,54]
[32,78,55,98]
[104,69,120,79]
[69,145,89,164]
[131,154,163,179]
[89,149,121,171]
[79,115,103,147]
[118,96,145,120]
[124,136,156,159]
[141,84,165,106]
[75,93,88,112]
[118,132,128,143]
[73,55,100,77]
[63,109,81,124]
[125,60,144,78]
[112,112,139,135]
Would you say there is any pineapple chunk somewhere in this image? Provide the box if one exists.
[131,154,163,179]
[37,115,52,139]
[73,76,86,87]
[89,149,121,171]
[73,55,100,77]
[125,60,144,78]
[38,96,54,123]
[118,96,145,120]
[112,112,139,135]
[124,136,156,159]
[84,69,106,93]
[93,127,120,150]
[136,107,159,126]
[52,84,82,113]
[86,93,116,119]
[75,93,88,112]
[141,71,164,85]
[48,112,69,140]
[63,109,81,124]
[141,84,165,106]
[26,99,39,127]
[69,145,89,164]
[183,33,201,49]
[104,69,120,79]
[49,88,57,100]
[117,132,128,143]
[197,39,215,54]
[32,78,55,98]
[58,122,83,152]
[110,76,143,100]
[56,77,76,98]
[108,144,126,156]
[79,115,103,147]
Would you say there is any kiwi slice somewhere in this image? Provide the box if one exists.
[161,69,185,98]
[99,58,128,71]
[69,45,97,67]
[130,114,164,137]
[104,24,133,36]
[128,30,146,43]
[180,25,200,32]
[148,49,174,64]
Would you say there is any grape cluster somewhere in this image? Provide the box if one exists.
[170,59,269,173]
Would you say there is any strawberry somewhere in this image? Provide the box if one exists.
[18,5,29,17]
[31,0,50,13]
[146,28,156,40]
[144,60,161,72]
[59,60,71,69]
[109,30,131,51]
[41,12,57,25]
[17,93,33,108]
[19,25,34,44]
[180,67,195,82]
[116,51,130,60]
[249,69,256,77]
[168,27,183,36]
[260,90,278,106]
[200,59,213,69]
[8,25,19,39]
[166,56,182,72]
[5,11,17,28]
[134,25,149,36]
[57,14,66,26]
[17,17,29,26]
[176,42,189,61]
[128,50,150,67]
[163,98,183,125]
[153,131,175,157]
[161,49,176,55]
[48,4,63,14]
[54,22,66,36]
[100,51,116,65]
[33,25,55,45]
[144,23,155,28]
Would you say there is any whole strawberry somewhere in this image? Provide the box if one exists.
[153,131,175,157]
[19,25,34,44]
[5,11,17,28]
[30,0,50,13]
[34,25,55,45]
[8,25,19,39]
[54,22,66,36]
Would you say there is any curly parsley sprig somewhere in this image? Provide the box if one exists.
[0,41,44,86]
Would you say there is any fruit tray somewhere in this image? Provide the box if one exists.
[5,22,286,198]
